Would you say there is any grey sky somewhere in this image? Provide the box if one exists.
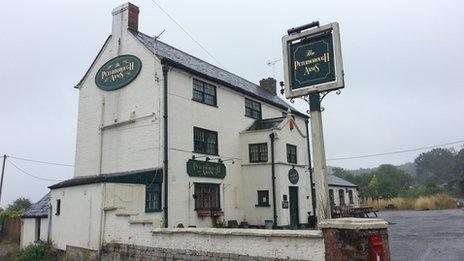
[1,0,463,206]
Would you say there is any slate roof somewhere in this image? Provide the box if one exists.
[246,117,286,131]
[328,175,358,188]
[22,192,50,218]
[49,168,163,189]
[130,30,307,119]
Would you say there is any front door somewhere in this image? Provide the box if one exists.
[289,186,299,227]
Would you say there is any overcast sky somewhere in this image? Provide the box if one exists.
[1,0,463,206]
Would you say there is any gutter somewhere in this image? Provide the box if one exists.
[305,119,317,217]
[162,65,170,228]
[269,133,277,228]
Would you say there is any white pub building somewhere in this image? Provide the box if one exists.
[21,3,359,251]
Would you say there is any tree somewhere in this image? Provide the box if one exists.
[6,197,32,213]
[415,148,457,184]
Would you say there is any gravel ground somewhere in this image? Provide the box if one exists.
[378,208,464,261]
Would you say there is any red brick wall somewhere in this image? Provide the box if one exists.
[322,228,390,261]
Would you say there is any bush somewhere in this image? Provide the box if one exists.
[8,241,63,261]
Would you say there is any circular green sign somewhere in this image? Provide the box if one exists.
[95,54,142,91]
[288,168,299,184]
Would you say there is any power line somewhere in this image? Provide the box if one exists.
[7,155,74,167]
[6,158,64,182]
[148,0,225,69]
[327,139,464,161]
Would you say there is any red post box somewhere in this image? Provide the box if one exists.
[369,233,384,261]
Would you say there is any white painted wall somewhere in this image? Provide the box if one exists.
[50,184,103,250]
[329,186,359,207]
[20,218,49,249]
[107,227,325,261]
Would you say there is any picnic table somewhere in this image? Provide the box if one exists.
[331,206,379,218]
[349,207,378,218]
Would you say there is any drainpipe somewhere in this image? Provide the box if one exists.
[305,119,317,217]
[269,133,277,228]
[162,65,169,228]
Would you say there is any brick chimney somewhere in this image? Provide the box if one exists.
[112,3,140,37]
[259,78,277,95]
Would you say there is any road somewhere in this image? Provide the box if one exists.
[378,208,464,261]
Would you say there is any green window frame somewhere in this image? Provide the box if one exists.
[145,183,162,212]
[193,79,217,106]
[193,127,218,155]
[249,143,268,163]
[287,144,297,164]
[245,98,262,119]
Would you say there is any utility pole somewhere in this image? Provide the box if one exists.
[309,94,331,221]
[0,154,6,206]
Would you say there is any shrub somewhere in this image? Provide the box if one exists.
[8,241,63,261]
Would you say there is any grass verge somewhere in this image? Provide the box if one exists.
[363,193,459,210]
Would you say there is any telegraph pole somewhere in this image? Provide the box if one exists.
[309,94,331,221]
[0,154,6,205]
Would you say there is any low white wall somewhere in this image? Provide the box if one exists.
[20,218,49,249]
[106,227,324,260]
[20,219,35,249]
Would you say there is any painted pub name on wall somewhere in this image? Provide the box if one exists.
[186,160,226,179]
[95,54,142,91]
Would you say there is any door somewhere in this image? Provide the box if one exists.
[289,186,299,227]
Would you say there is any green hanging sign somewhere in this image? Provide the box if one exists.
[95,54,142,91]
[288,168,299,184]
[282,22,344,98]
[186,160,226,179]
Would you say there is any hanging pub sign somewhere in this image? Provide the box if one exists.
[282,22,344,98]
[186,159,226,179]
[95,54,142,91]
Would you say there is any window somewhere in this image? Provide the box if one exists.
[146,183,162,212]
[348,190,354,204]
[193,79,217,106]
[287,144,297,164]
[55,199,61,216]
[249,143,268,163]
[329,189,334,206]
[194,183,220,211]
[194,127,218,155]
[245,98,261,119]
[256,190,270,207]
[339,189,345,206]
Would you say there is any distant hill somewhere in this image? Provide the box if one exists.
[328,162,416,176]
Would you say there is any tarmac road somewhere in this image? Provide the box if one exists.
[378,208,464,261]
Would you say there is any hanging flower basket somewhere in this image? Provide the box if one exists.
[197,210,211,218]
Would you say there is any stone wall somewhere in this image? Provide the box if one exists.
[103,228,324,260]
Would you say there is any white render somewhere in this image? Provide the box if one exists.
[329,186,360,207]
[107,227,325,260]
[20,218,48,249]
[47,3,358,253]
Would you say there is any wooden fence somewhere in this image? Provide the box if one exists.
[2,217,21,243]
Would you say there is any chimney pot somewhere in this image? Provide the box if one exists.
[259,78,277,95]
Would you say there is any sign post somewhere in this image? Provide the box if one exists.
[282,22,344,223]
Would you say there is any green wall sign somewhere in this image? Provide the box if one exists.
[288,168,299,184]
[95,54,142,91]
[186,160,226,179]
[288,32,335,90]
